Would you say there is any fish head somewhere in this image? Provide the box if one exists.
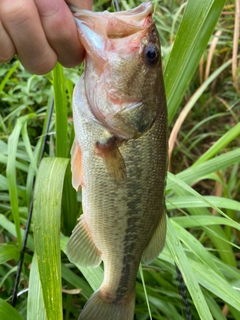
[74,2,165,140]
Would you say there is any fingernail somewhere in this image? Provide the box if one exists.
[35,0,60,16]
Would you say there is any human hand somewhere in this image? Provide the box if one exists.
[0,0,92,74]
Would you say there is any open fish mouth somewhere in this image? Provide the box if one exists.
[71,3,154,62]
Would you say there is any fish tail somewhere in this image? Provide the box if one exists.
[79,289,135,320]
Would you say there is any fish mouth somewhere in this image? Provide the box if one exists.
[72,3,153,62]
[72,3,153,28]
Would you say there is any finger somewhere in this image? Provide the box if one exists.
[0,20,15,63]
[0,0,57,74]
[34,0,92,68]
[34,0,82,68]
[66,0,93,10]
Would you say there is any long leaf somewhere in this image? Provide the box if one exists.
[167,196,240,211]
[191,259,240,311]
[167,173,237,265]
[164,0,226,123]
[0,214,34,251]
[52,63,69,158]
[28,254,46,320]
[0,244,19,264]
[166,218,213,320]
[173,215,240,231]
[193,122,240,166]
[167,149,240,188]
[33,157,69,320]
[52,63,78,235]
[0,299,24,320]
[6,115,34,248]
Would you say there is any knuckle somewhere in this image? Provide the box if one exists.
[0,0,32,22]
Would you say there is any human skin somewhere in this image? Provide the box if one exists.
[0,0,92,74]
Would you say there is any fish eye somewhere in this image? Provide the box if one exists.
[144,43,159,65]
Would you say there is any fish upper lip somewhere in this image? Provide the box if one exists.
[72,2,153,39]
[72,2,153,20]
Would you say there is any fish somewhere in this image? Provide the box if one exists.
[66,2,168,320]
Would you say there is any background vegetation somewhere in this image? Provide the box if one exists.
[0,0,239,319]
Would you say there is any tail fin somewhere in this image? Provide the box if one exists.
[79,290,135,320]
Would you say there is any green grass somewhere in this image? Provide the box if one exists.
[0,0,240,319]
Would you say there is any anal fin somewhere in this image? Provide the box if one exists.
[66,215,102,267]
[142,210,166,264]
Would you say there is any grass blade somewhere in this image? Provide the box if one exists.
[0,214,34,251]
[168,59,233,163]
[164,0,226,123]
[167,149,240,188]
[166,218,213,320]
[52,63,69,158]
[0,61,20,93]
[0,298,24,320]
[33,157,69,320]
[173,215,240,231]
[27,254,46,320]
[139,264,152,320]
[167,196,240,211]
[6,114,36,248]
[193,122,240,166]
[191,259,240,311]
[0,244,20,264]
[167,173,237,266]
[52,63,78,236]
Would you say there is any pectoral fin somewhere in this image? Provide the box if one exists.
[66,215,102,267]
[71,139,83,191]
[95,136,126,185]
[142,210,166,264]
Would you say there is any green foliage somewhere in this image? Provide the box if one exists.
[0,1,239,320]
[164,0,226,123]
[0,299,24,320]
[32,158,69,320]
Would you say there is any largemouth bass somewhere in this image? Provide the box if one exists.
[67,3,167,319]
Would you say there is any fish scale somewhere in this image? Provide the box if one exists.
[67,3,167,319]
